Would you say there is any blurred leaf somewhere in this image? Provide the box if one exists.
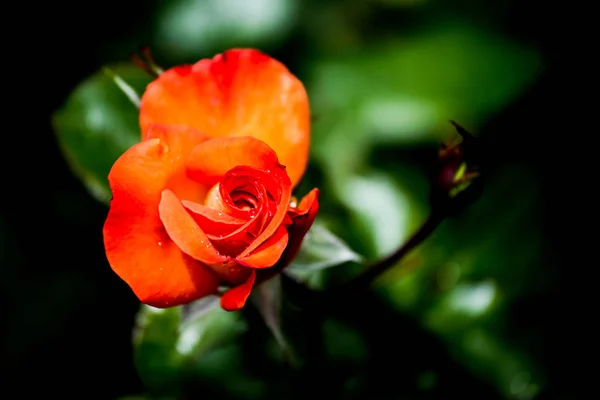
[459,329,542,399]
[250,276,298,367]
[378,165,544,397]
[305,17,543,258]
[339,170,428,258]
[307,18,541,197]
[191,344,268,399]
[103,67,143,108]
[133,306,182,395]
[289,220,364,271]
[177,303,247,359]
[133,302,247,395]
[53,64,151,204]
[376,0,429,7]
[153,0,299,63]
[323,318,368,363]
[181,295,220,325]
[283,267,326,291]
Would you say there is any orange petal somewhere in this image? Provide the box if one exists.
[256,188,320,285]
[207,215,264,257]
[204,183,227,212]
[139,48,310,186]
[237,226,289,269]
[182,200,246,237]
[281,188,320,265]
[298,188,320,215]
[207,170,270,255]
[238,168,291,257]
[209,261,252,286]
[145,123,212,203]
[186,136,282,186]
[182,201,246,225]
[104,138,219,307]
[159,189,229,264]
[220,270,257,311]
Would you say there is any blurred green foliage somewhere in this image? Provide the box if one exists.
[53,65,151,203]
[46,0,549,399]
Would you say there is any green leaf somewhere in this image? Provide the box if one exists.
[306,18,541,225]
[323,318,368,363]
[178,299,247,359]
[288,220,364,271]
[133,306,182,396]
[52,64,152,204]
[337,170,427,258]
[191,344,268,399]
[153,0,299,63]
[378,165,545,398]
[180,295,220,325]
[133,301,247,396]
[250,277,298,367]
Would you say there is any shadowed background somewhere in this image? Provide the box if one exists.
[1,0,576,399]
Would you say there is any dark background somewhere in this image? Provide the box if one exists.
[2,0,579,399]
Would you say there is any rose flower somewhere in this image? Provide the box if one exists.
[103,49,319,311]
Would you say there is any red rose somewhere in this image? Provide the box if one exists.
[103,49,319,311]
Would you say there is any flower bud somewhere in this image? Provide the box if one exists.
[429,121,483,216]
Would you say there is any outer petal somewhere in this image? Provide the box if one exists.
[103,136,219,308]
[145,123,213,203]
[139,48,310,186]
[220,270,257,311]
[256,188,320,285]
[283,188,321,265]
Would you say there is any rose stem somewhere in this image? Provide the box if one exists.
[283,211,445,311]
[339,211,445,295]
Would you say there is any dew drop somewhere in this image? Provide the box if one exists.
[157,241,163,247]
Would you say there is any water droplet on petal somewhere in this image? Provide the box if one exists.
[157,241,163,247]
